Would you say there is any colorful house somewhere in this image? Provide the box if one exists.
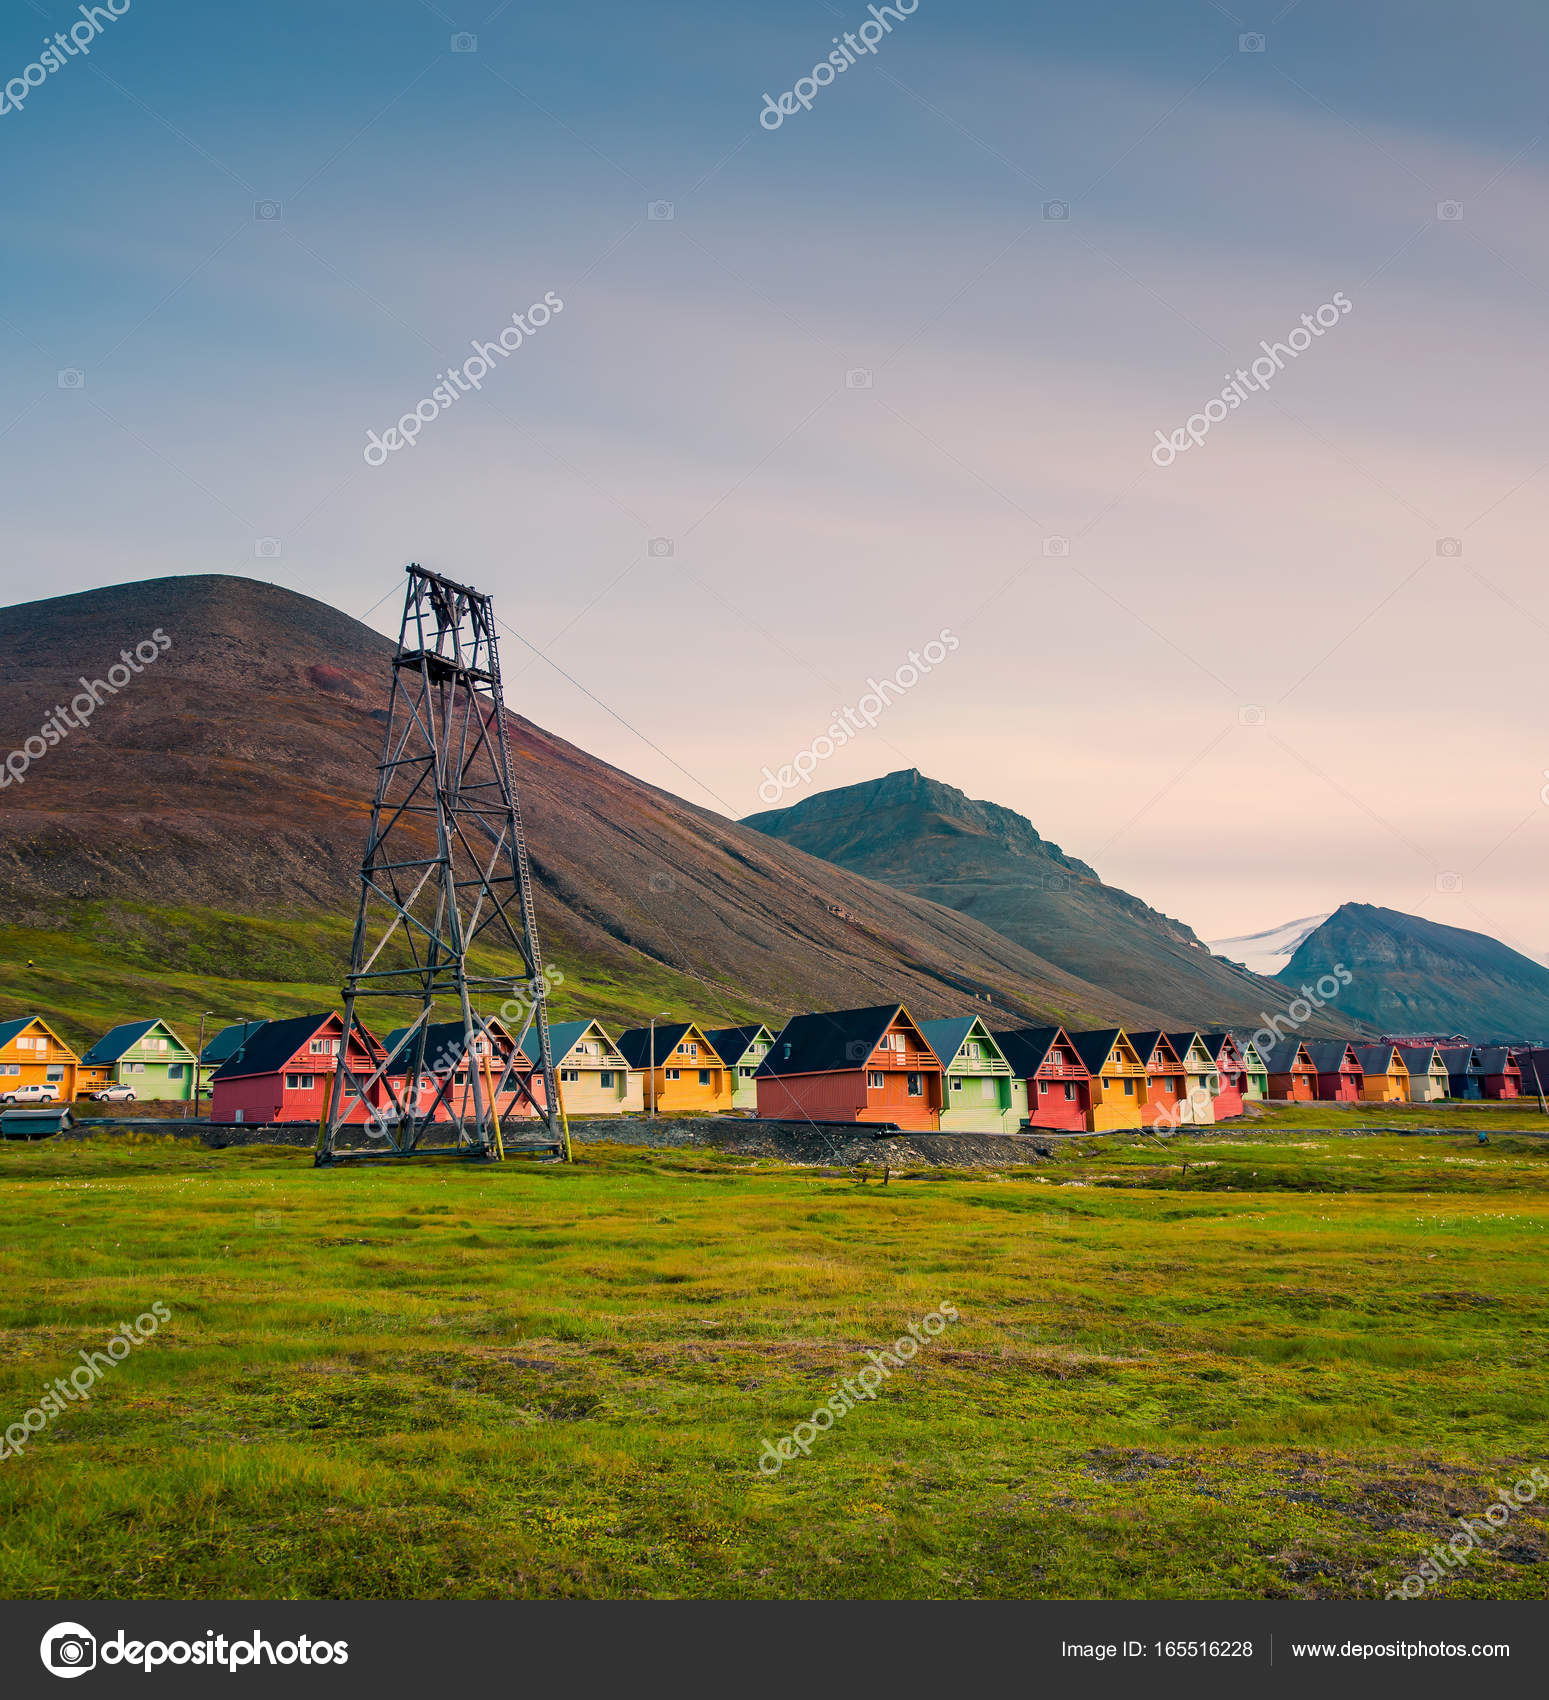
[384,1017,543,1123]
[0,1017,80,1101]
[994,1026,1090,1131]
[1396,1045,1450,1103]
[702,1025,777,1112]
[1353,1044,1409,1103]
[1261,1039,1317,1101]
[1437,1046,1485,1099]
[1303,1041,1365,1102]
[1235,1036,1271,1101]
[1129,1031,1187,1129]
[521,1019,642,1116]
[79,1019,197,1101]
[1164,1031,1220,1125]
[1477,1047,1522,1099]
[616,1022,735,1115]
[208,1012,387,1125]
[1068,1030,1148,1131]
[1200,1032,1250,1117]
[917,1017,1025,1134]
[755,1005,942,1131]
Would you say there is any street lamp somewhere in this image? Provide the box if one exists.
[188,1010,213,1119]
[648,1011,671,1118]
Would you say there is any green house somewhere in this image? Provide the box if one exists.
[702,1024,778,1111]
[1237,1035,1270,1100]
[918,1016,1026,1133]
[80,1019,198,1101]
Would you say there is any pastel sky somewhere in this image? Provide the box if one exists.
[4,0,1547,959]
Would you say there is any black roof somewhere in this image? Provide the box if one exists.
[616,1023,703,1071]
[993,1026,1075,1077]
[1068,1030,1129,1074]
[1477,1047,1520,1071]
[1260,1038,1312,1073]
[1126,1030,1180,1068]
[1396,1045,1443,1070]
[1200,1032,1244,1063]
[1303,1041,1360,1073]
[757,1006,908,1079]
[381,1021,523,1074]
[1164,1031,1207,1064]
[201,1020,267,1064]
[1437,1046,1483,1069]
[701,1025,767,1066]
[1352,1044,1401,1073]
[209,1013,382,1082]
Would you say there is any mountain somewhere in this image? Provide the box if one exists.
[0,575,1189,1049]
[743,769,1351,1033]
[1206,913,1331,977]
[1277,903,1549,1042]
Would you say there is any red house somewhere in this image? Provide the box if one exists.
[994,1025,1090,1130]
[1200,1032,1247,1118]
[1262,1038,1318,1101]
[382,1017,543,1122]
[1129,1031,1186,1129]
[1303,1041,1364,1102]
[1477,1047,1522,1099]
[755,1004,942,1131]
[208,1012,387,1126]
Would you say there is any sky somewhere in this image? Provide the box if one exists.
[3,0,1548,960]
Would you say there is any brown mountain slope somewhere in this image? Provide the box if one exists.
[0,574,1187,1039]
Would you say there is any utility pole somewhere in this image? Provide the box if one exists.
[648,1011,670,1118]
[187,1010,212,1119]
[317,564,564,1165]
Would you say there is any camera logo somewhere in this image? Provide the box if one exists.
[58,368,85,390]
[254,200,282,221]
[1239,704,1266,726]
[1042,199,1069,220]
[1435,536,1462,557]
[254,537,283,559]
[450,32,477,51]
[845,368,872,390]
[1239,32,1266,52]
[1436,199,1464,222]
[647,537,674,558]
[1436,871,1463,893]
[647,200,675,221]
[41,1623,96,1679]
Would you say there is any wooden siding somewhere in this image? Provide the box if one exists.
[0,1018,79,1100]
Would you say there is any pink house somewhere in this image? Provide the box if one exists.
[208,1012,387,1126]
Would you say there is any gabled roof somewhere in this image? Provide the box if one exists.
[1303,1041,1362,1074]
[1200,1031,1246,1068]
[201,1020,267,1064]
[701,1024,775,1068]
[993,1026,1082,1079]
[1437,1046,1483,1070]
[1069,1029,1137,1075]
[82,1018,194,1066]
[616,1022,717,1071]
[1260,1038,1314,1073]
[1396,1045,1446,1072]
[917,1016,1006,1072]
[757,1006,924,1079]
[521,1019,622,1067]
[1477,1047,1521,1072]
[1226,1033,1270,1069]
[1164,1031,1211,1068]
[0,1015,49,1052]
[383,1019,528,1075]
[1126,1031,1182,1070]
[1353,1044,1405,1075]
[211,1012,382,1082]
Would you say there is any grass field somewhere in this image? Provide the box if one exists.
[1,1128,1547,1600]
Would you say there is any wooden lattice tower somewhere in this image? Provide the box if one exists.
[316,564,565,1163]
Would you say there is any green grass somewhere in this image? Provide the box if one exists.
[1,1130,1546,1599]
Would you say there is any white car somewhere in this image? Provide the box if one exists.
[0,1083,59,1104]
[92,1084,137,1103]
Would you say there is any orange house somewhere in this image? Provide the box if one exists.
[1129,1030,1186,1129]
[616,1022,734,1114]
[1262,1039,1318,1100]
[0,1016,81,1101]
[1068,1030,1148,1131]
[756,1004,943,1131]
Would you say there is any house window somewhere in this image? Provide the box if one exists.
[309,1038,339,1056]
[1037,1080,1047,1093]
[0,1064,16,1076]
[128,1062,145,1074]
[1102,1077,1112,1089]
[1064,1083,1077,1101]
[561,1069,580,1083]
[46,1067,63,1081]
[666,1068,681,1080]
[1123,1079,1134,1096]
[741,1067,755,1078]
[868,1071,884,1089]
[698,1070,710,1085]
[906,1073,923,1097]
[599,1071,614,1088]
[285,1073,316,1091]
[950,1076,962,1091]
[168,1064,184,1079]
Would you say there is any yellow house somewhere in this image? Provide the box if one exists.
[523,1019,643,1116]
[616,1021,734,1114]
[0,1016,81,1101]
[1069,1029,1148,1131]
[1354,1044,1410,1103]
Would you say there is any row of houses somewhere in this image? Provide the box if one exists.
[0,1007,1538,1132]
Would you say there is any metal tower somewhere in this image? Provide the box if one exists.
[316,564,567,1164]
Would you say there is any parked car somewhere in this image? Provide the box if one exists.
[0,1082,59,1104]
[91,1084,137,1103]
